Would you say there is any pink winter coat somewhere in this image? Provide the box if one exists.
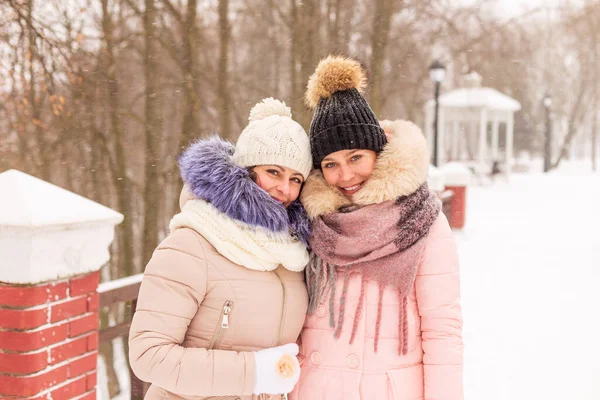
[292,120,464,400]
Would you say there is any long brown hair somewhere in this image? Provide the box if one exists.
[247,167,258,182]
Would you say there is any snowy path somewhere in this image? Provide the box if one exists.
[457,167,600,400]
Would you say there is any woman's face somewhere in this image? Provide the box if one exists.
[252,165,304,207]
[320,149,377,198]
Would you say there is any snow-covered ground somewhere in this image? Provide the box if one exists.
[458,160,600,400]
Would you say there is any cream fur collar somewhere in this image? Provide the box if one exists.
[300,119,429,219]
[170,199,309,272]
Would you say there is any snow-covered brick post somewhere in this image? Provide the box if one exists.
[429,165,455,222]
[439,163,471,229]
[0,170,123,399]
[428,165,446,193]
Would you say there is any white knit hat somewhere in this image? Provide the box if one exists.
[233,98,312,179]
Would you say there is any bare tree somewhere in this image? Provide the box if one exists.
[218,0,232,138]
[553,1,597,168]
[141,0,162,265]
[159,0,203,216]
[369,0,396,117]
[589,3,599,171]
[553,73,590,168]
[297,0,320,127]
[100,0,135,277]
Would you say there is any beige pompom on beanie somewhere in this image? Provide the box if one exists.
[233,98,312,179]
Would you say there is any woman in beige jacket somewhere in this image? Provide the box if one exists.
[129,98,312,400]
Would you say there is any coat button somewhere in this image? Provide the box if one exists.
[310,351,322,365]
[346,353,360,369]
[316,305,326,317]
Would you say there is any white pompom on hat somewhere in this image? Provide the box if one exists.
[233,98,312,179]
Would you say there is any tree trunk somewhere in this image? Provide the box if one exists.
[326,0,342,52]
[289,0,301,117]
[173,0,200,215]
[179,0,200,149]
[142,0,161,267]
[101,0,135,277]
[298,0,319,128]
[370,0,395,117]
[268,0,281,97]
[340,0,355,54]
[553,75,589,169]
[26,0,51,180]
[218,0,231,138]
[593,21,598,172]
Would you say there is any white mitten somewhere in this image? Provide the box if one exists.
[253,343,300,395]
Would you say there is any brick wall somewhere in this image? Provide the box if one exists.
[0,271,100,399]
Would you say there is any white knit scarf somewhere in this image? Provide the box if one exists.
[169,199,309,272]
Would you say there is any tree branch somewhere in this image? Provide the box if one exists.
[159,0,183,24]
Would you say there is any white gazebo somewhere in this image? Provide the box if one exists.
[425,72,522,175]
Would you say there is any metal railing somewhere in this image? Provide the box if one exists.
[98,273,148,399]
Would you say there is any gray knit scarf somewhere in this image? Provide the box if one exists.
[305,184,440,355]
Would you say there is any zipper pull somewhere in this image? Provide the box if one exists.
[221,302,232,328]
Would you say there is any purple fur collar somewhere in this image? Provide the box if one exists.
[178,136,311,246]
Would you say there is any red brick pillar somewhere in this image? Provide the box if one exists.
[440,163,471,229]
[0,169,123,399]
[0,272,100,399]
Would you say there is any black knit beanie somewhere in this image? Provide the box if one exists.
[305,56,387,169]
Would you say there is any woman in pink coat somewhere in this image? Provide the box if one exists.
[291,56,464,400]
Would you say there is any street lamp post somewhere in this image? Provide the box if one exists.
[543,93,552,172]
[429,60,446,167]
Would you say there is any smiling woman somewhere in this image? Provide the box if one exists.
[320,149,377,197]
[129,97,313,400]
[291,55,463,400]
[251,165,305,207]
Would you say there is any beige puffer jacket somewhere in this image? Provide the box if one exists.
[129,226,308,400]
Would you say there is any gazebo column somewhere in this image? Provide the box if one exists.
[478,107,488,167]
[425,104,433,155]
[452,120,461,160]
[437,107,446,165]
[491,118,500,161]
[505,112,514,176]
